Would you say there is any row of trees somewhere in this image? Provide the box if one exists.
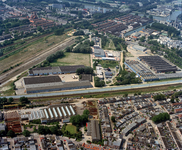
[76,67,93,75]
[37,124,61,135]
[150,23,180,37]
[46,51,64,63]
[153,94,166,101]
[152,113,170,123]
[73,42,92,53]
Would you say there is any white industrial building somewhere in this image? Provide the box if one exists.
[21,104,76,123]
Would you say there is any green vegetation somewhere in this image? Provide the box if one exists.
[50,52,90,67]
[7,130,15,138]
[114,69,142,85]
[66,124,77,134]
[46,51,64,63]
[153,94,166,101]
[93,59,119,69]
[73,30,85,36]
[112,38,127,51]
[23,130,30,137]
[30,119,41,124]
[152,113,170,123]
[37,124,61,135]
[94,77,105,87]
[72,41,92,54]
[61,124,82,140]
[147,23,180,37]
[76,67,93,75]
[70,109,89,126]
[111,116,116,122]
[19,97,30,104]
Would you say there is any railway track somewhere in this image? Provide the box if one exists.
[0,37,75,85]
[4,80,182,100]
[0,33,53,58]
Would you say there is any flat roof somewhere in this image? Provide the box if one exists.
[24,76,62,85]
[139,56,177,72]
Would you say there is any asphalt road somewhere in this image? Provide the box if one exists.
[1,79,182,99]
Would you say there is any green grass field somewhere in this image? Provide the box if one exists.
[66,124,77,134]
[50,52,91,67]
[94,59,119,68]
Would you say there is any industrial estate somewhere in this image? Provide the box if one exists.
[1,0,182,149]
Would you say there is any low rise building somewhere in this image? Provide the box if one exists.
[87,120,101,142]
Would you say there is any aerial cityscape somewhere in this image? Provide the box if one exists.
[0,0,182,149]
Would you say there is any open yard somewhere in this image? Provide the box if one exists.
[0,34,68,74]
[66,124,77,134]
[94,59,119,69]
[50,52,91,67]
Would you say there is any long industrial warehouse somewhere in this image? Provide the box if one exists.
[23,76,93,93]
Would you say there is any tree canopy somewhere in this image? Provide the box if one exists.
[152,113,170,123]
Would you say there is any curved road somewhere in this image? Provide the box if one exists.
[1,79,182,99]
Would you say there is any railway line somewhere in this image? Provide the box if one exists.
[0,33,53,58]
[0,37,75,85]
[1,79,182,100]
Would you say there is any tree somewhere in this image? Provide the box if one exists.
[170,98,175,103]
[2,97,7,104]
[38,126,45,135]
[19,97,29,104]
[140,36,145,42]
[95,31,98,36]
[54,28,64,35]
[50,126,58,134]
[70,115,82,126]
[135,13,138,16]
[83,109,89,116]
[111,116,116,122]
[7,130,15,138]
[152,113,170,123]
[90,41,94,46]
[8,97,14,103]
[23,130,30,137]
[37,26,42,32]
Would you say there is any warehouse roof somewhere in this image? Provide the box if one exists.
[24,76,62,85]
[59,65,85,72]
[29,65,85,75]
[25,80,92,92]
[139,56,177,72]
[132,45,147,51]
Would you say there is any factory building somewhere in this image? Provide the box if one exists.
[29,65,85,76]
[22,104,76,123]
[23,76,93,93]
[124,60,159,82]
[87,120,101,142]
[138,56,178,73]
[93,46,105,57]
